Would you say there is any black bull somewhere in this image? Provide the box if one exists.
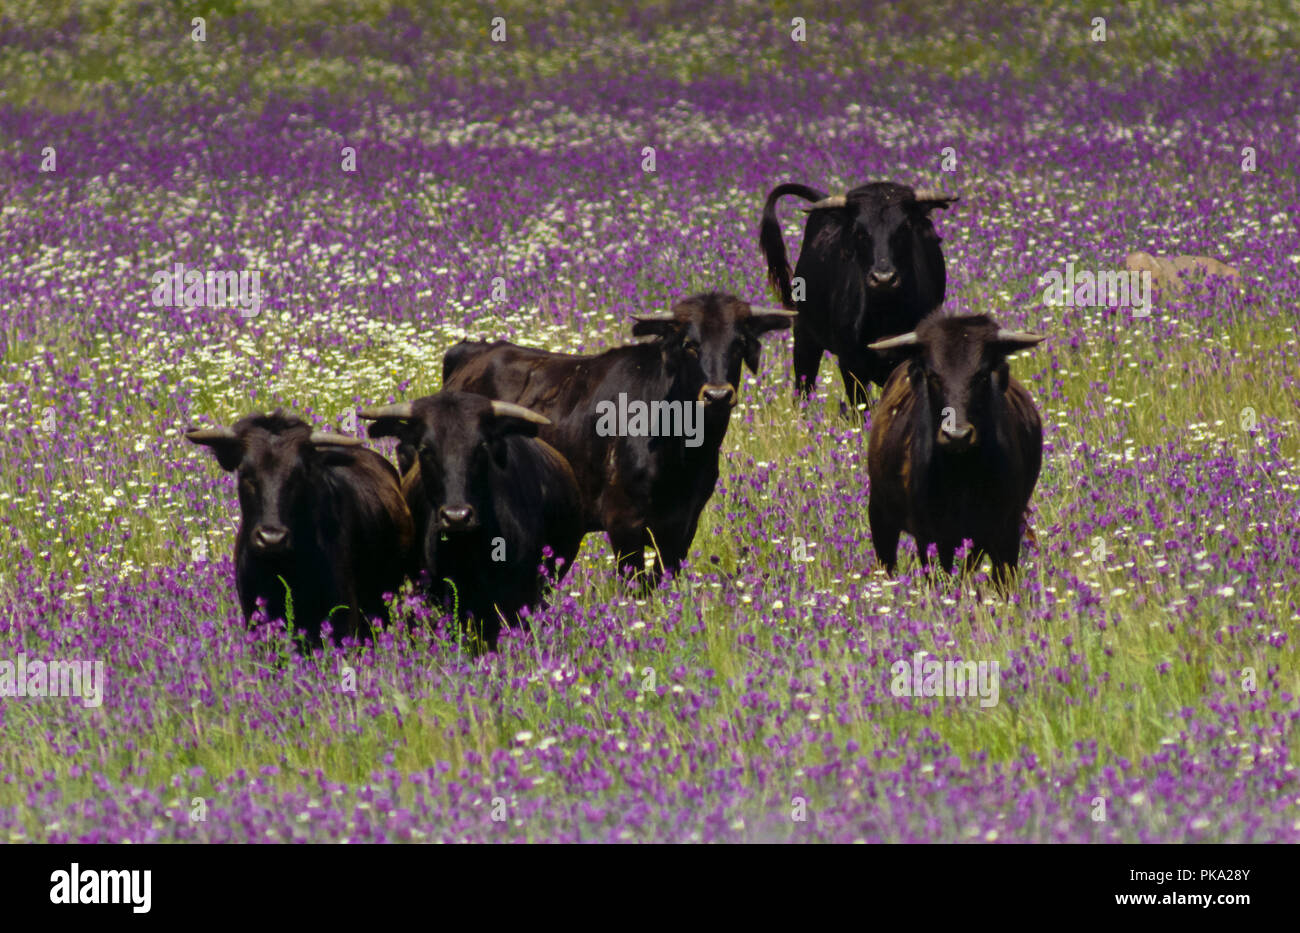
[759,181,958,408]
[441,292,794,584]
[185,412,414,646]
[360,391,584,648]
[866,314,1044,586]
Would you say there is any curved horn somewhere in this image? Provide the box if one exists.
[747,306,798,317]
[489,401,550,426]
[309,431,364,446]
[911,189,958,203]
[995,329,1045,348]
[358,402,414,421]
[867,332,921,352]
[184,427,236,443]
[801,194,848,212]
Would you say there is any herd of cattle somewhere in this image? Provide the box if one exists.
[186,181,1045,647]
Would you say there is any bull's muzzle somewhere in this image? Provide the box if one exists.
[438,504,477,531]
[252,524,290,554]
[938,423,976,450]
[699,384,736,407]
[868,267,900,289]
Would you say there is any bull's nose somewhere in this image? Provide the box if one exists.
[869,268,899,288]
[939,424,975,448]
[439,505,475,530]
[700,384,736,406]
[253,525,289,551]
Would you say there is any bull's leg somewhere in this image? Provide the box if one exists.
[791,319,823,401]
[648,526,690,582]
[238,585,258,626]
[985,530,1023,592]
[937,543,957,575]
[837,360,872,414]
[608,525,650,588]
[868,499,900,574]
[475,611,503,652]
[915,539,938,585]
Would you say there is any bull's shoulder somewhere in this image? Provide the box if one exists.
[871,367,917,436]
[1004,378,1043,432]
[312,447,411,534]
[532,438,580,486]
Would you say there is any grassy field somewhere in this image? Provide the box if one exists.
[0,1,1296,841]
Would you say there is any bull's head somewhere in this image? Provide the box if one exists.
[360,392,548,534]
[185,413,362,556]
[630,292,794,409]
[870,315,1043,453]
[804,183,958,293]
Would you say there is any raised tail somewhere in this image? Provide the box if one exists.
[758,182,827,307]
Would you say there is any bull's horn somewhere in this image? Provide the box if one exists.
[309,431,364,446]
[994,329,1045,348]
[911,189,958,202]
[358,403,414,420]
[867,332,921,351]
[490,401,550,426]
[748,306,798,317]
[801,194,848,211]
[184,427,237,443]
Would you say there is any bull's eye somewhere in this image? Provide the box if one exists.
[683,341,700,357]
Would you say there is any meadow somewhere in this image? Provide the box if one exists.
[0,0,1296,841]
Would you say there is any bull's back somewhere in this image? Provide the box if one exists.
[443,340,582,408]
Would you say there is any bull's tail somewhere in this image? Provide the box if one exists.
[758,182,827,308]
[441,339,495,387]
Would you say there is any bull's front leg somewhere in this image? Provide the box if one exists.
[608,525,651,589]
[646,524,687,582]
[791,318,823,401]
[837,358,873,415]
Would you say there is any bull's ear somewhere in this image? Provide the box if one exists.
[741,309,796,373]
[185,427,243,472]
[745,308,797,336]
[911,190,959,212]
[359,403,415,441]
[487,401,549,467]
[363,417,408,440]
[991,330,1045,358]
[630,316,685,339]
